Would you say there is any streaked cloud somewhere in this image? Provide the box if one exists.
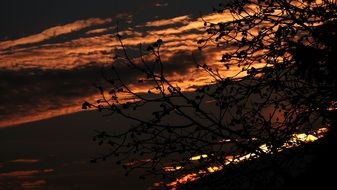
[154,2,169,7]
[9,159,39,164]
[0,66,105,128]
[86,28,109,35]
[21,180,47,189]
[0,169,54,178]
[144,15,190,27]
[0,9,239,127]
[0,168,53,190]
[0,18,112,51]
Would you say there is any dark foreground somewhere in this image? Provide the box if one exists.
[1,110,336,190]
[0,111,157,190]
[181,113,337,190]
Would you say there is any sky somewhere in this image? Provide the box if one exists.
[1,1,335,189]
[0,1,230,189]
[0,0,240,128]
[1,1,332,189]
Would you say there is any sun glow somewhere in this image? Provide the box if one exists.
[165,127,328,189]
[189,154,208,161]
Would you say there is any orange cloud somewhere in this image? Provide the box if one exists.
[0,169,54,178]
[0,12,236,128]
[10,159,39,164]
[86,28,109,35]
[21,180,47,189]
[0,94,100,128]
[0,18,112,50]
[144,15,190,27]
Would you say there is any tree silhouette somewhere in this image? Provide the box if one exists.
[84,0,337,189]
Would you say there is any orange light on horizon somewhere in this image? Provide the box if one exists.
[165,127,328,189]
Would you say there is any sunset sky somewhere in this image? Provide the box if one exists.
[0,1,227,189]
[2,1,336,189]
[0,0,238,128]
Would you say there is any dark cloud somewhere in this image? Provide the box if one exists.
[0,50,204,126]
[0,66,104,120]
[164,50,205,75]
[106,50,205,87]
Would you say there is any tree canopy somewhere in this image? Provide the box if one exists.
[84,0,337,189]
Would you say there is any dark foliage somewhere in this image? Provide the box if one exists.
[84,0,337,189]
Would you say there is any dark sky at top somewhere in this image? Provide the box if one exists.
[0,0,221,40]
